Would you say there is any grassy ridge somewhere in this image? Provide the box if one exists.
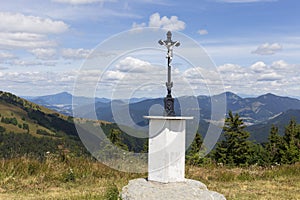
[0,155,299,200]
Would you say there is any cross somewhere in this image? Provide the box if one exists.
[158,31,180,116]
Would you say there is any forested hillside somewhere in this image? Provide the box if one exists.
[0,91,146,159]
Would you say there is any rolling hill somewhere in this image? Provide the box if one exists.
[0,91,147,158]
[0,91,78,138]
[0,91,94,158]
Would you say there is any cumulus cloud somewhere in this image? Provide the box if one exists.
[103,70,125,81]
[149,13,185,31]
[0,13,68,50]
[61,48,92,59]
[0,12,68,34]
[252,43,282,55]
[132,13,186,31]
[249,61,268,72]
[29,48,57,60]
[216,60,300,96]
[0,70,78,95]
[218,63,244,73]
[116,57,155,73]
[271,60,289,70]
[198,29,208,35]
[183,67,223,86]
[52,0,111,5]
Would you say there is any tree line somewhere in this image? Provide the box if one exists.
[186,111,300,167]
[98,110,300,167]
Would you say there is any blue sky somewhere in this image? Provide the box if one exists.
[0,0,299,98]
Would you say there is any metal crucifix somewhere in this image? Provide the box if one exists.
[158,31,180,116]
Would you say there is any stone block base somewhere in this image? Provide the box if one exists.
[121,178,226,200]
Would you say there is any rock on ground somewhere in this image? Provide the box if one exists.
[121,178,226,200]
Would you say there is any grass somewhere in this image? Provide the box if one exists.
[0,155,142,200]
[186,163,300,200]
[0,155,299,200]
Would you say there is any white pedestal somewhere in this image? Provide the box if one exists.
[144,116,193,183]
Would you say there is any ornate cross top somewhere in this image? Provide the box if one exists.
[158,31,180,116]
[158,31,180,63]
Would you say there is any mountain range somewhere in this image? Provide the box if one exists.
[25,91,300,143]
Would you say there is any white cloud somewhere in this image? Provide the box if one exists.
[216,60,300,96]
[0,13,68,50]
[52,0,113,5]
[218,63,244,73]
[0,32,56,49]
[116,57,155,73]
[257,72,282,81]
[252,43,282,55]
[149,13,185,31]
[132,13,186,31]
[198,29,208,35]
[130,22,147,33]
[61,48,92,59]
[0,12,69,34]
[29,48,57,60]
[0,70,78,95]
[271,60,289,70]
[103,70,125,81]
[249,61,267,72]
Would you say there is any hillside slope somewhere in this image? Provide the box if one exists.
[0,91,109,158]
[0,91,78,138]
[0,91,147,158]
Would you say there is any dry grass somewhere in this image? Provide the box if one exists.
[0,156,299,200]
[0,155,143,200]
[186,163,300,200]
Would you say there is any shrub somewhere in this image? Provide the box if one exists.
[0,126,5,133]
[104,183,119,200]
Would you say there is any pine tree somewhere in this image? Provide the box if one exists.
[283,118,297,144]
[249,143,269,166]
[281,118,300,164]
[296,123,300,150]
[266,125,283,164]
[214,111,252,166]
[186,132,205,165]
[108,128,128,151]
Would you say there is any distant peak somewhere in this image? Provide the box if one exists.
[224,91,242,99]
[56,92,72,96]
[265,93,276,96]
[258,93,277,99]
